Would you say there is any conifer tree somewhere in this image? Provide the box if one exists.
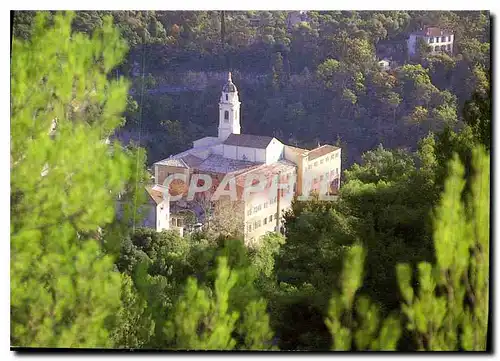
[11,12,134,347]
[164,256,275,350]
[325,244,402,351]
[397,146,489,350]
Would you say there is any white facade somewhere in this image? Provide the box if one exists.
[243,171,296,244]
[265,139,285,165]
[221,144,267,163]
[303,147,342,194]
[193,136,221,149]
[378,59,391,71]
[427,34,454,54]
[218,72,241,141]
[407,29,454,57]
[156,199,170,231]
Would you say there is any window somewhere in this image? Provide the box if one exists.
[247,209,252,216]
[429,37,434,43]
[264,202,268,208]
[314,162,318,167]
[263,217,267,225]
[320,159,324,165]
[258,204,262,211]
[226,94,228,101]
[441,45,446,51]
[308,164,312,170]
[248,224,252,232]
[441,36,446,42]
[269,215,273,222]
[447,44,451,50]
[434,45,439,51]
[254,206,258,213]
[436,37,440,43]
[224,110,229,121]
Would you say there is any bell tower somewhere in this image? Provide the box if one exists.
[218,72,241,141]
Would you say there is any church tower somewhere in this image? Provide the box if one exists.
[218,72,241,141]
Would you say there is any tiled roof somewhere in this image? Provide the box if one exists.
[412,26,453,37]
[424,26,453,37]
[307,145,340,161]
[235,160,297,189]
[159,157,188,168]
[181,154,204,168]
[223,134,275,149]
[285,144,309,155]
[155,153,204,169]
[196,154,261,174]
[154,143,214,167]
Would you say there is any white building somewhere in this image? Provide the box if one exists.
[407,26,454,57]
[378,58,391,71]
[146,72,342,244]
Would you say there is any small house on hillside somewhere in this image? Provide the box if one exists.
[378,58,391,71]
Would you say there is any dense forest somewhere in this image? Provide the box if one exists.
[11,11,490,351]
[13,10,490,166]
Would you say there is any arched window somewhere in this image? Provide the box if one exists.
[224,110,229,121]
[226,94,228,101]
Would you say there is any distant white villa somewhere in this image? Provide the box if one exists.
[407,26,454,57]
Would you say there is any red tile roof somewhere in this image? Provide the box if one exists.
[424,26,453,37]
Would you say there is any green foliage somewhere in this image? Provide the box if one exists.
[10,11,133,347]
[11,10,491,351]
[249,232,285,278]
[397,147,489,350]
[463,87,491,150]
[238,299,276,350]
[109,275,155,348]
[325,244,402,350]
[17,10,484,167]
[344,144,415,184]
[164,256,275,350]
[164,257,240,350]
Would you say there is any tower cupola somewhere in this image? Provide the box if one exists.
[218,72,241,141]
